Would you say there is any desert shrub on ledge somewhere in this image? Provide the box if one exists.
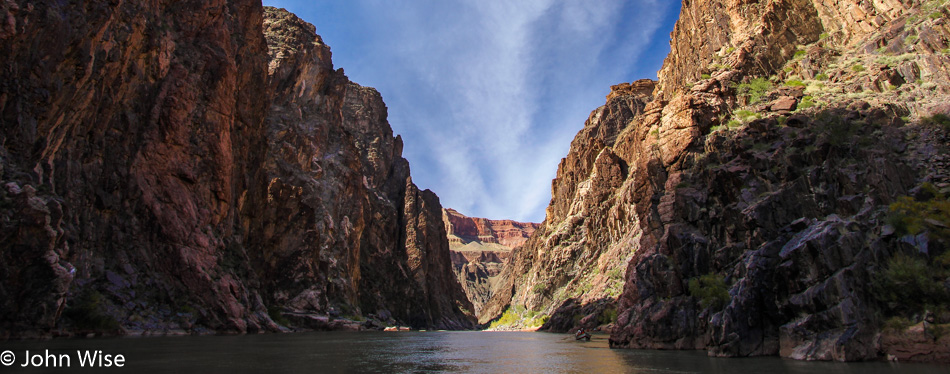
[888,183,950,240]
[688,273,730,310]
[735,77,773,104]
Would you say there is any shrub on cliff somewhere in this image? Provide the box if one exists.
[874,253,948,314]
[688,273,730,310]
[62,290,121,331]
[736,77,773,104]
[888,183,950,240]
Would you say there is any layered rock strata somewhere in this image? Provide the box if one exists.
[443,208,535,318]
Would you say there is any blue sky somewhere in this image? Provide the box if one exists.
[262,0,681,223]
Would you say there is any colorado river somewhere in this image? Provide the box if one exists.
[2,331,946,373]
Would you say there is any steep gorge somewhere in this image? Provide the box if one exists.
[0,2,472,337]
[487,0,950,362]
[443,208,538,317]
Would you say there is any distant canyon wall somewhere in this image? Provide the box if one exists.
[443,208,536,319]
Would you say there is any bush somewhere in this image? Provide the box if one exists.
[533,283,546,295]
[884,316,914,332]
[267,305,291,326]
[814,73,829,81]
[852,64,866,72]
[736,77,773,104]
[888,183,950,240]
[921,113,950,130]
[785,79,807,87]
[688,273,730,310]
[793,50,807,59]
[874,253,948,313]
[607,267,623,280]
[63,290,121,331]
[599,307,618,325]
[798,96,816,110]
[525,314,549,328]
[734,109,760,122]
[701,73,711,79]
[489,307,520,329]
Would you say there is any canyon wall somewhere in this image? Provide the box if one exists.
[488,0,950,361]
[443,208,537,317]
[0,2,472,336]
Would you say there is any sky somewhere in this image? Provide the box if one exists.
[261,0,681,223]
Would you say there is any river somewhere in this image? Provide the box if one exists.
[1,331,946,373]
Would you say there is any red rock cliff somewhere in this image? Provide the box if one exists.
[486,0,950,362]
[0,2,473,336]
[443,208,539,248]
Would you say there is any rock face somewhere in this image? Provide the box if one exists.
[444,208,539,248]
[443,208,535,318]
[487,0,950,362]
[247,8,473,330]
[0,2,472,336]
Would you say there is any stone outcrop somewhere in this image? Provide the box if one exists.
[0,2,472,336]
[487,0,950,362]
[443,208,534,318]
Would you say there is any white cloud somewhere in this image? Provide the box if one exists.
[265,0,675,222]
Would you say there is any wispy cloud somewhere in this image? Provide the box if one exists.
[263,0,678,222]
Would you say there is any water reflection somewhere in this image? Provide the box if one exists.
[1,331,946,373]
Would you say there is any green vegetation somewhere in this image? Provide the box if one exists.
[701,73,711,79]
[814,73,829,81]
[688,273,730,310]
[63,290,121,331]
[874,253,948,313]
[851,64,866,72]
[709,62,732,71]
[793,50,807,59]
[599,307,618,325]
[814,110,860,147]
[819,32,830,40]
[876,53,916,67]
[921,113,950,130]
[724,46,736,54]
[785,79,806,87]
[905,35,919,45]
[733,109,761,123]
[883,316,915,332]
[887,183,950,240]
[525,312,549,328]
[607,267,624,280]
[797,96,816,110]
[489,305,548,329]
[532,283,546,295]
[736,77,773,104]
[489,307,521,329]
[268,305,291,326]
